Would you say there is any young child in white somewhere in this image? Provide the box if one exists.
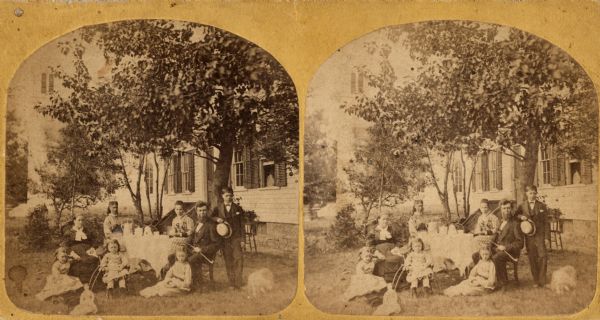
[343,246,387,301]
[140,245,192,297]
[70,283,98,315]
[444,246,496,296]
[100,239,129,290]
[404,238,433,297]
[36,247,83,301]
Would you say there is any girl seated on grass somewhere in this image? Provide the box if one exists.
[343,246,387,301]
[36,247,83,301]
[100,239,129,292]
[443,246,496,296]
[404,237,433,297]
[140,245,192,297]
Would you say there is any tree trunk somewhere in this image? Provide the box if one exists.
[134,155,145,224]
[158,158,171,219]
[143,156,153,221]
[425,149,452,220]
[465,155,477,218]
[211,143,234,207]
[451,164,460,220]
[117,150,145,224]
[515,141,539,204]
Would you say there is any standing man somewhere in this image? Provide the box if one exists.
[493,200,523,290]
[187,201,222,291]
[516,185,548,288]
[211,186,245,289]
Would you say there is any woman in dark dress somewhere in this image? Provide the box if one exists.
[365,213,409,282]
[63,214,100,284]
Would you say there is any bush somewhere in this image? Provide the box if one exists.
[19,204,53,250]
[326,204,363,249]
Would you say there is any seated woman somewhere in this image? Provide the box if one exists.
[365,213,409,282]
[62,214,101,284]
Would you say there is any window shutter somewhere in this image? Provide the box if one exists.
[350,72,357,94]
[550,146,559,186]
[243,147,252,189]
[251,159,261,189]
[581,160,593,184]
[175,153,182,193]
[188,153,195,192]
[557,153,566,186]
[41,73,47,94]
[481,152,489,191]
[275,162,288,187]
[496,151,503,190]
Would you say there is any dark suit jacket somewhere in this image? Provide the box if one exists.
[210,202,245,240]
[515,200,548,246]
[494,219,524,257]
[186,220,222,259]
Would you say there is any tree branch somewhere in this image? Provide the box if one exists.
[193,150,220,164]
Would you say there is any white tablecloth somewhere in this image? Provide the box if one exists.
[417,233,480,276]
[119,235,187,276]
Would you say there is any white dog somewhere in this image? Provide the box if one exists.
[549,265,577,294]
[247,268,274,298]
[70,284,97,315]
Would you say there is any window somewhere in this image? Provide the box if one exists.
[233,150,244,187]
[48,74,54,93]
[181,152,195,193]
[540,146,551,185]
[166,151,195,194]
[453,162,464,193]
[41,73,47,94]
[481,152,489,192]
[475,157,482,192]
[488,151,503,190]
[350,71,365,94]
[569,161,581,185]
[231,146,287,189]
[262,161,276,187]
[145,163,154,194]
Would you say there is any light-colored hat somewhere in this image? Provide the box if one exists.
[216,222,233,238]
[520,219,536,236]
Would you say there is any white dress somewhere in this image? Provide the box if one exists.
[343,260,388,301]
[36,261,83,301]
[405,251,433,283]
[444,259,496,296]
[140,261,192,297]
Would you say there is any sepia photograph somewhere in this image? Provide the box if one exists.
[304,20,598,316]
[5,19,299,316]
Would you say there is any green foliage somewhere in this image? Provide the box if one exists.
[343,21,597,206]
[5,109,28,206]
[344,122,428,223]
[304,110,337,207]
[326,204,363,249]
[36,20,298,210]
[36,124,122,230]
[19,205,53,250]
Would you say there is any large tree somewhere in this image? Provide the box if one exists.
[37,20,299,218]
[345,21,597,210]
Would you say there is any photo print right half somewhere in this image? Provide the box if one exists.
[304,20,598,316]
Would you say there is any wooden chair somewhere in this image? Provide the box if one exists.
[243,222,258,253]
[507,258,519,285]
[548,217,564,251]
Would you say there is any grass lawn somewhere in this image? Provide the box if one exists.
[5,216,297,316]
[304,217,597,316]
